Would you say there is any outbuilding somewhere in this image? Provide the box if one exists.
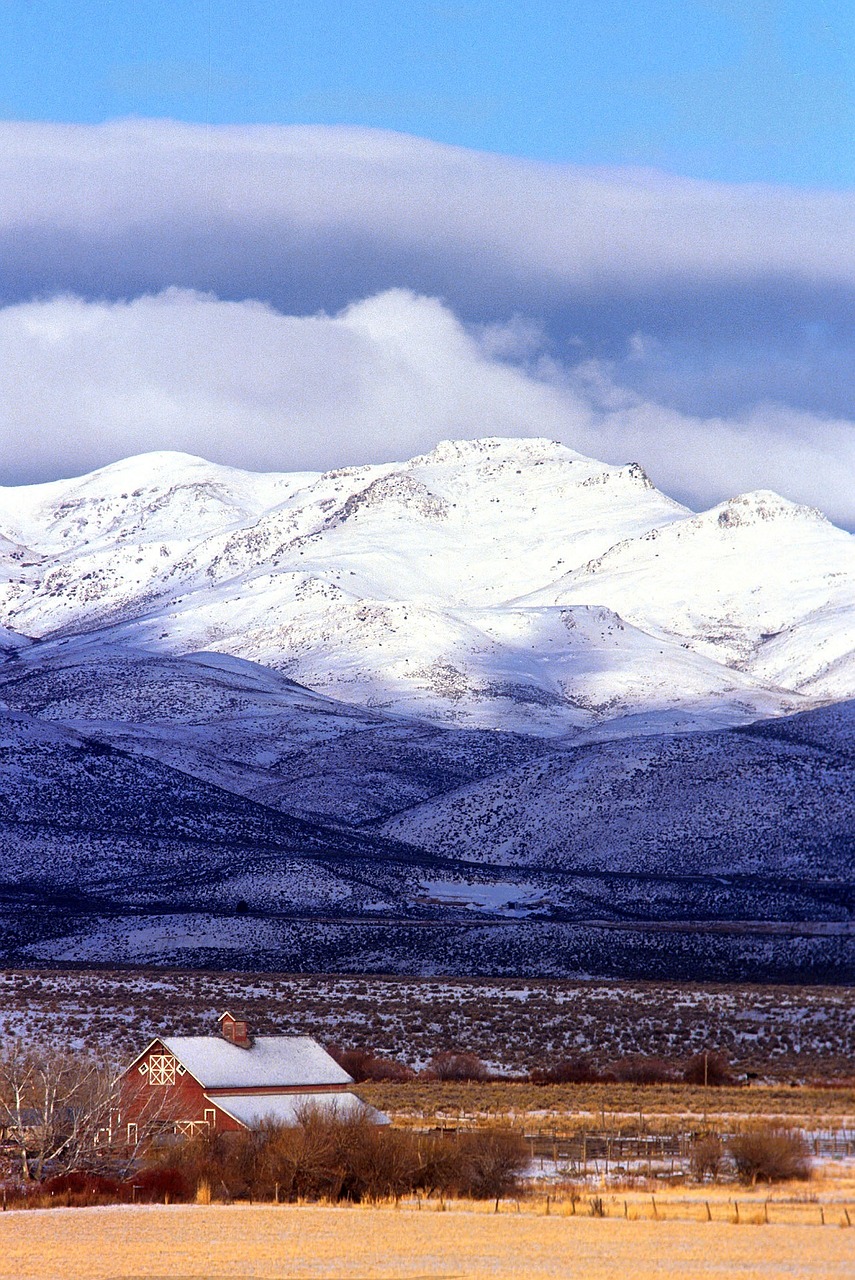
[117,1011,385,1142]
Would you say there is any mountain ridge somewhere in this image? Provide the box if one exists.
[2,435,852,738]
[0,436,851,977]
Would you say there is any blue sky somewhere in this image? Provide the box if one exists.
[1,0,853,186]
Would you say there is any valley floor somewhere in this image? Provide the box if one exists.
[3,1197,854,1280]
[4,968,852,1079]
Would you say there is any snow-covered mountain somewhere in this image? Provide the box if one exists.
[1,436,852,736]
[0,436,852,978]
[0,652,849,977]
[380,702,855,883]
[0,643,547,824]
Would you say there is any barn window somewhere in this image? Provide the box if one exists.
[147,1054,178,1085]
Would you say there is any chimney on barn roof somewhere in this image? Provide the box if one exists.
[217,1010,251,1048]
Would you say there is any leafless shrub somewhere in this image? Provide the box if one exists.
[530,1057,600,1085]
[684,1052,733,1087]
[326,1047,372,1080]
[451,1129,528,1200]
[424,1052,490,1082]
[729,1128,811,1185]
[163,1128,240,1200]
[128,1167,189,1202]
[690,1133,724,1182]
[158,1112,523,1204]
[417,1133,465,1199]
[335,1118,422,1202]
[41,1171,123,1205]
[326,1047,414,1083]
[610,1056,677,1085]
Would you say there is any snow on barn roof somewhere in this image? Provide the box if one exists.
[213,1090,387,1129]
[161,1035,352,1089]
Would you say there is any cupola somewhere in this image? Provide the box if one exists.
[217,1010,251,1048]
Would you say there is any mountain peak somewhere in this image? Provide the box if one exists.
[409,436,588,470]
[712,490,828,530]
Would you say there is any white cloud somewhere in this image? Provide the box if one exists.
[1,287,852,529]
[1,122,854,430]
[2,120,852,289]
[0,121,852,524]
[0,289,581,478]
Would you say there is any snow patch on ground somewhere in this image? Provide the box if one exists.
[417,879,547,915]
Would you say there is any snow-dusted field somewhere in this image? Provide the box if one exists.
[3,969,852,1077]
[5,1200,855,1280]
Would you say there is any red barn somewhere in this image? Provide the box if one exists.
[117,1011,384,1143]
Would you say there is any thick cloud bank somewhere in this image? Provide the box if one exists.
[2,119,854,424]
[0,120,853,522]
[2,288,853,528]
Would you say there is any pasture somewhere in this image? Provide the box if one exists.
[3,1195,854,1279]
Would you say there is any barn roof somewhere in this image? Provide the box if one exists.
[213,1090,387,1129]
[160,1035,352,1089]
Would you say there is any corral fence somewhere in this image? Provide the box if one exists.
[525,1129,855,1164]
[421,1125,855,1180]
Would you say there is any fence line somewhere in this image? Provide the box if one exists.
[420,1124,855,1164]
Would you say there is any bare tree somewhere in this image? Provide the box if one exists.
[0,1042,169,1182]
[0,1041,110,1180]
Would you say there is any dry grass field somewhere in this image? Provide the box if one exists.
[360,1080,855,1131]
[2,1196,854,1280]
